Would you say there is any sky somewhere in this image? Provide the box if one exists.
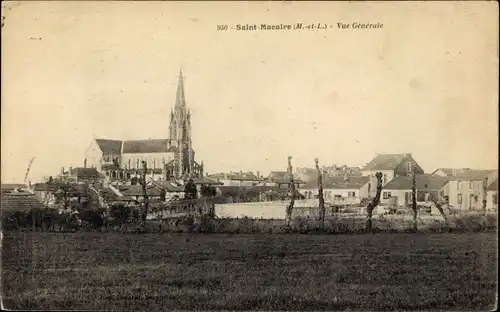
[1,1,498,183]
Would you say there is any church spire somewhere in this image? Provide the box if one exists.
[175,68,186,108]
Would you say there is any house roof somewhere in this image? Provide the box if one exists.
[70,167,100,179]
[1,184,28,191]
[95,139,123,154]
[207,172,261,181]
[302,176,370,190]
[268,171,288,180]
[122,139,172,154]
[363,153,412,171]
[191,177,223,185]
[384,174,450,191]
[433,168,496,181]
[1,195,46,212]
[33,183,59,192]
[487,178,498,191]
[118,185,162,197]
[151,181,185,192]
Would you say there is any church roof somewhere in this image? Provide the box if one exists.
[122,139,171,154]
[175,69,186,107]
[95,139,122,154]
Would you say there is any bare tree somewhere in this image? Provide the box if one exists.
[285,156,296,229]
[54,181,74,211]
[315,158,325,230]
[482,177,488,215]
[429,194,449,228]
[140,161,149,228]
[366,172,383,232]
[411,165,418,231]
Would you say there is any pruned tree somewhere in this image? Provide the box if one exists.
[140,161,149,227]
[482,177,488,215]
[285,156,296,229]
[411,165,418,231]
[366,172,383,232]
[315,158,325,230]
[429,193,449,228]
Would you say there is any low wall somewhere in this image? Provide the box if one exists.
[214,200,461,220]
[214,200,359,219]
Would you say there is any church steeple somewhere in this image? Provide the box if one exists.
[175,68,186,108]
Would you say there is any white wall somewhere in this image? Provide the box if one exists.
[215,199,322,219]
[362,170,395,195]
[486,190,497,210]
[447,180,485,210]
[299,183,369,201]
[84,140,103,170]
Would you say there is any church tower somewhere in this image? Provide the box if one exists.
[169,69,196,179]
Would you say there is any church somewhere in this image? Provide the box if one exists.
[84,70,204,182]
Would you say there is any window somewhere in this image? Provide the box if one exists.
[348,191,356,197]
[457,194,463,205]
[469,181,474,189]
[457,181,462,190]
[383,174,387,185]
[407,162,412,172]
[383,192,391,199]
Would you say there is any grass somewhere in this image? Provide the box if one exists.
[2,231,497,311]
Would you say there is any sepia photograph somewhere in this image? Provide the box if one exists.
[1,1,498,310]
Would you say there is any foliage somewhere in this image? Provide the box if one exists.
[200,185,217,197]
[184,179,197,199]
[109,203,131,226]
[78,208,106,230]
[160,189,167,201]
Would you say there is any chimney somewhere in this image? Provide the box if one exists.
[61,167,64,175]
[69,167,73,175]
[257,171,260,178]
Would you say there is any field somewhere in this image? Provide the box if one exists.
[2,231,497,311]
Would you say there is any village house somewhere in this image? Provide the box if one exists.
[299,176,371,204]
[57,167,104,184]
[295,166,362,183]
[207,171,262,186]
[381,174,450,207]
[262,171,304,189]
[32,182,59,206]
[1,184,29,197]
[1,192,48,213]
[486,178,498,210]
[295,168,319,183]
[362,153,424,194]
[431,168,498,210]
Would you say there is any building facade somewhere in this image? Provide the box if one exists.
[299,176,371,204]
[84,70,204,182]
[362,153,424,194]
[431,168,498,210]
